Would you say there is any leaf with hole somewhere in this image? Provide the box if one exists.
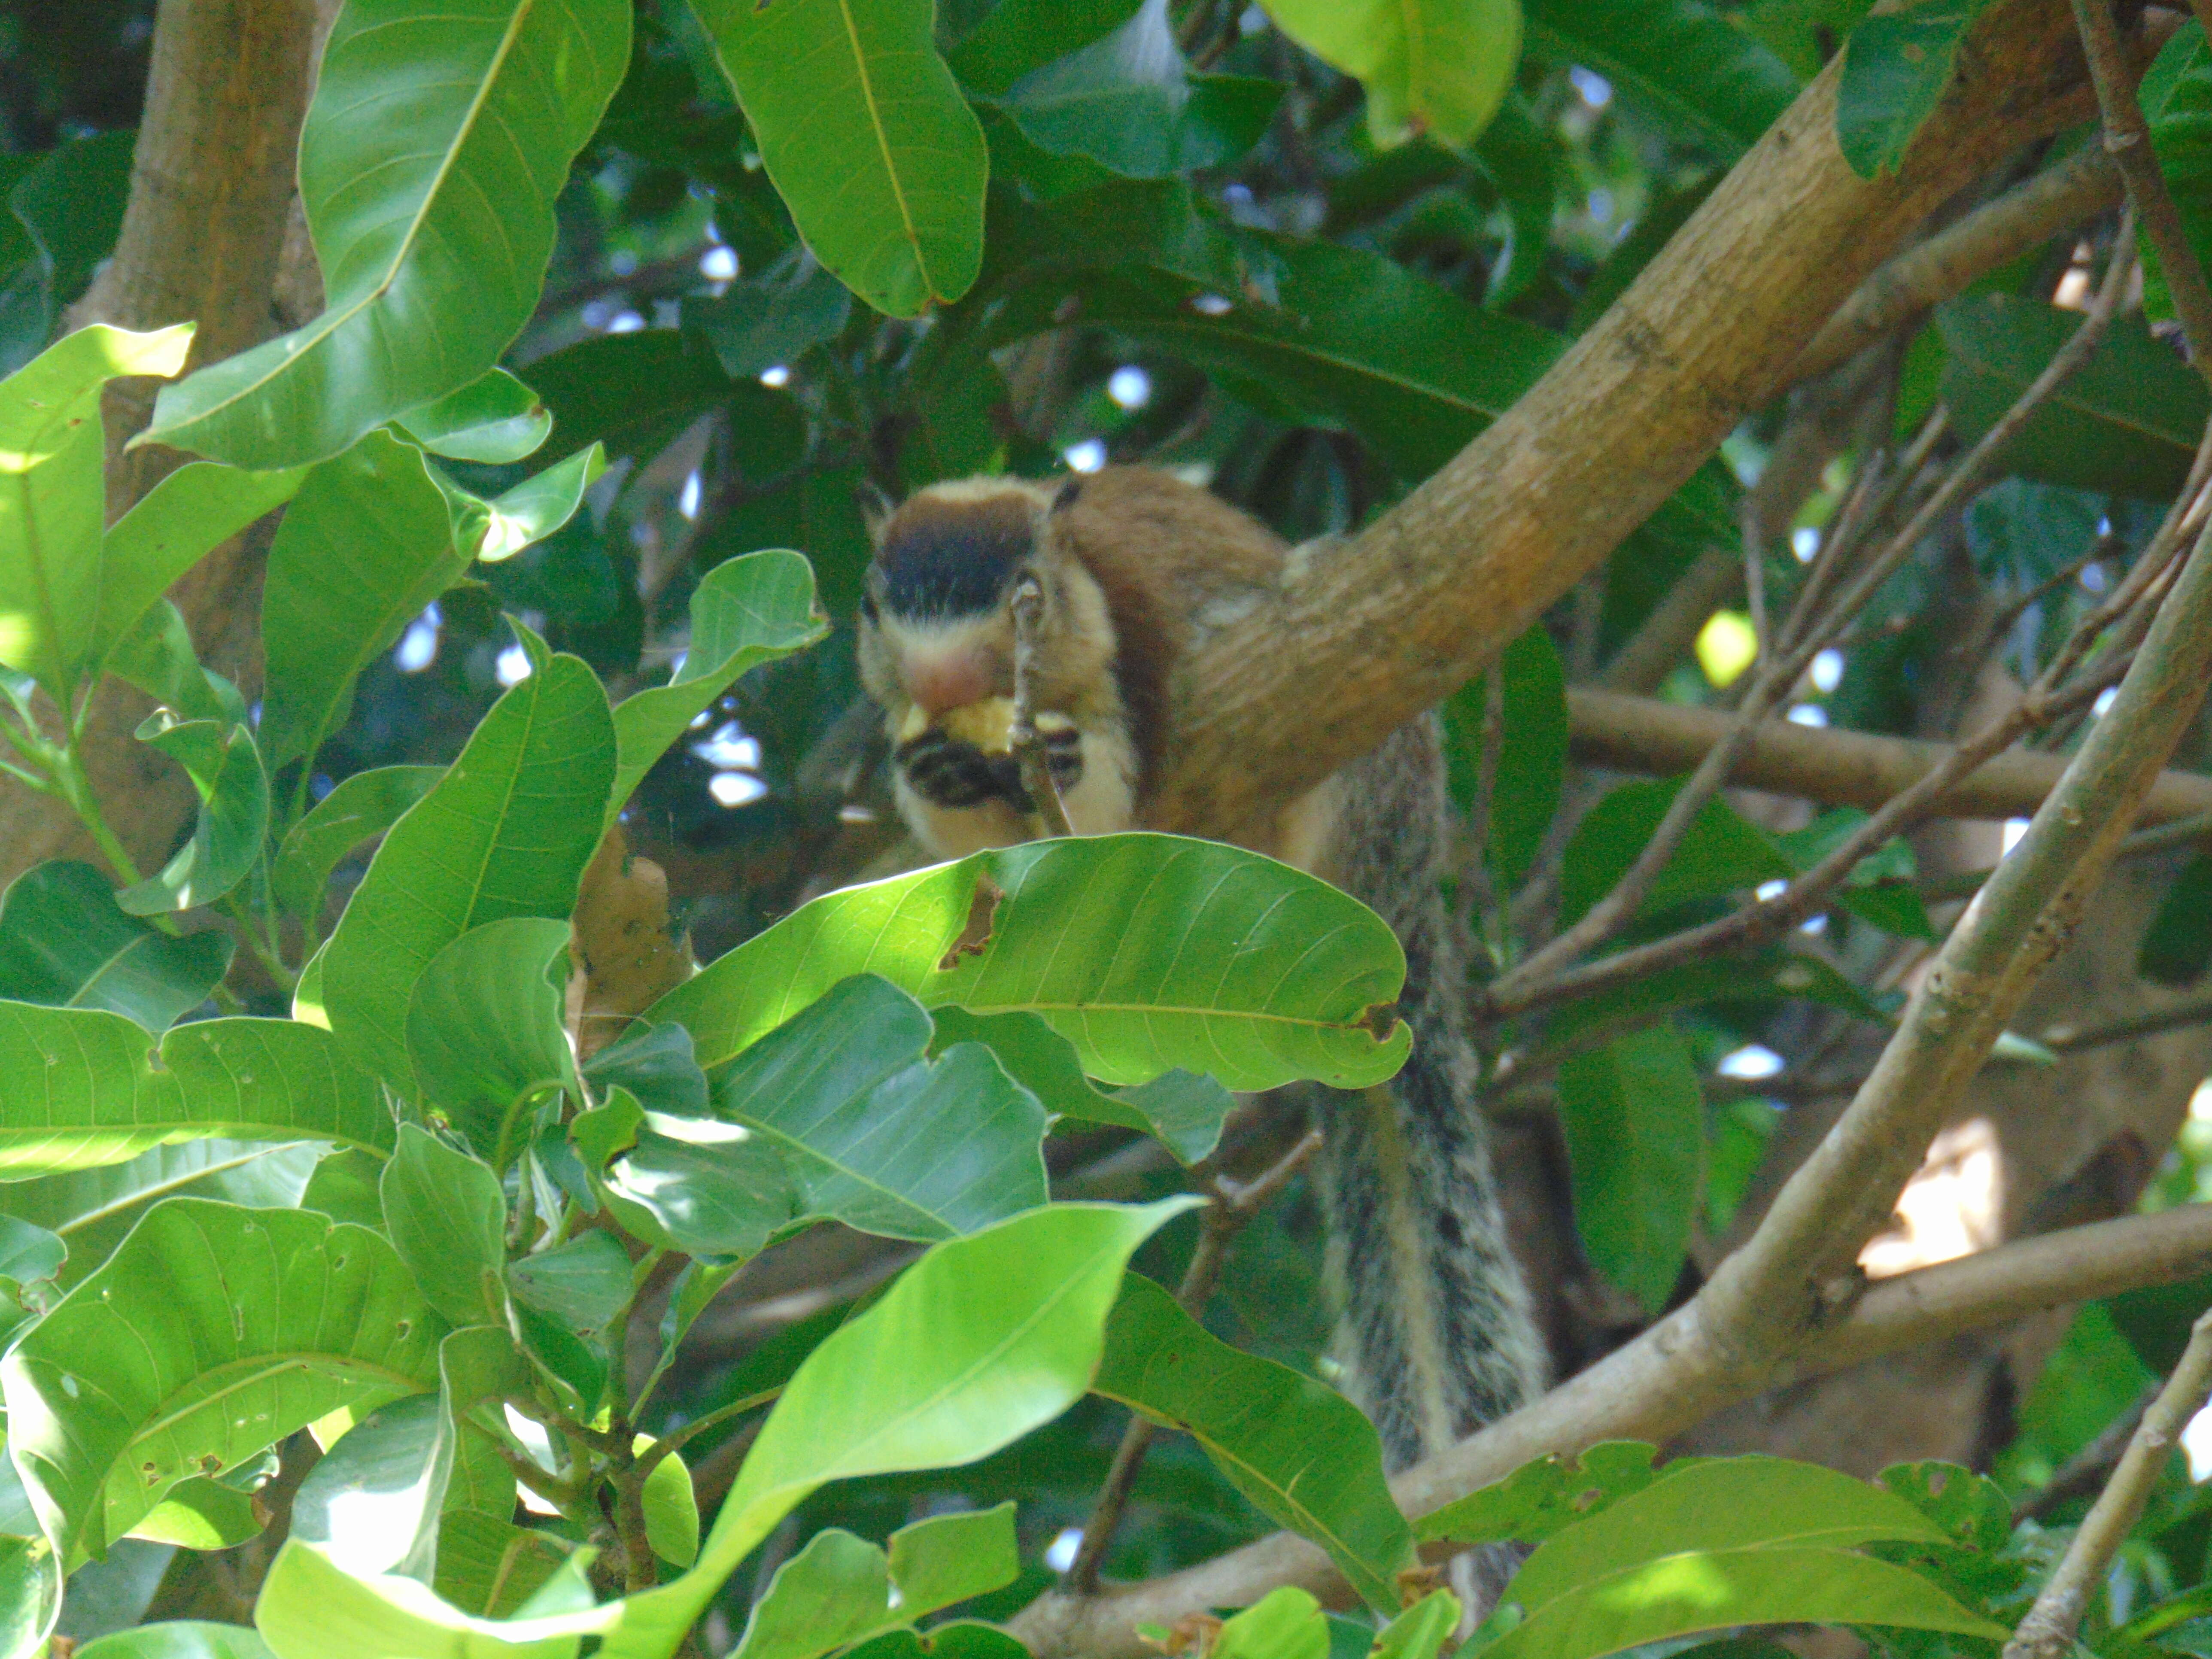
[650,834,1412,1094]
[142,0,630,467]
[3,1197,442,1563]
[0,862,231,1032]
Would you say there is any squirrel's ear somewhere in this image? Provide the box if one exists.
[856,477,897,543]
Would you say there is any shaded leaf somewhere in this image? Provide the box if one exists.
[75,1624,279,1659]
[406,919,577,1163]
[0,862,231,1032]
[143,0,630,467]
[397,370,553,465]
[1555,1024,1703,1315]
[681,263,854,380]
[1417,1440,1662,1544]
[2143,852,2212,984]
[1525,0,1798,156]
[271,766,445,921]
[687,0,987,316]
[433,1511,574,1620]
[115,711,269,916]
[381,1126,508,1331]
[1443,623,1565,888]
[1837,1,1989,179]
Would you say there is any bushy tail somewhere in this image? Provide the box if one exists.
[1304,716,1547,1604]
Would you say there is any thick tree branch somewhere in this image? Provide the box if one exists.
[1013,1201,2212,1653]
[1566,688,2212,824]
[1147,0,2095,841]
[0,0,315,888]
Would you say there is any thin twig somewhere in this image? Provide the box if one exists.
[2003,1312,2212,1659]
[2072,0,2212,372]
[2043,990,2212,1055]
[2016,1382,2158,1524]
[1066,1130,1325,1593]
[1009,575,1076,839]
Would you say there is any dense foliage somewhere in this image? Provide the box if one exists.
[6,0,2212,1656]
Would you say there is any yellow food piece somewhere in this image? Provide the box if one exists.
[896,696,1020,754]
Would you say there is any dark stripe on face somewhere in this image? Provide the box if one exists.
[874,495,1034,620]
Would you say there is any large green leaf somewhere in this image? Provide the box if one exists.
[141,0,630,468]
[650,834,1412,1093]
[0,862,231,1032]
[1524,0,1797,157]
[0,325,193,704]
[706,975,1049,1243]
[590,1198,1193,1659]
[1443,623,1566,889]
[1938,295,2211,498]
[0,1141,319,1290]
[115,710,269,916]
[1486,1547,2006,1659]
[396,369,553,465]
[255,1537,605,1659]
[0,1006,392,1175]
[381,1126,509,1331]
[1555,1024,1703,1316]
[726,1509,1017,1659]
[1836,0,1988,179]
[518,331,751,465]
[997,0,1281,179]
[1094,1273,1413,1612]
[0,130,134,378]
[271,766,445,920]
[1508,1456,1953,1607]
[406,920,578,1163]
[1262,0,1523,147]
[3,1197,442,1561]
[2143,22,2212,322]
[948,0,1142,94]
[319,638,616,1089]
[75,1622,279,1659]
[609,550,825,817]
[686,0,988,317]
[1416,1440,1663,1545]
[681,260,855,381]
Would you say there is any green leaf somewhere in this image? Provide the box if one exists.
[0,1142,319,1291]
[948,0,1142,94]
[1416,1440,1662,1545]
[0,1217,62,1287]
[686,0,988,317]
[1443,624,1565,887]
[381,1126,509,1330]
[319,640,616,1089]
[0,1007,392,1176]
[90,461,307,682]
[76,1621,279,1659]
[447,445,606,565]
[301,1146,388,1231]
[519,330,749,465]
[407,919,578,1163]
[598,1104,795,1264]
[2141,858,2212,986]
[1555,1024,1703,1315]
[1539,949,1885,1045]
[638,1443,698,1569]
[129,1475,263,1550]
[115,710,269,916]
[726,1509,1019,1659]
[509,1231,632,1346]
[0,324,194,703]
[0,862,231,1032]
[255,1538,610,1659]
[106,600,240,727]
[1212,1586,1328,1659]
[434,1511,574,1620]
[592,1199,1195,1659]
[259,432,477,774]
[141,0,630,468]
[1836,1,1988,179]
[706,975,1049,1243]
[3,1197,442,1562]
[1093,1273,1413,1612]
[271,766,445,920]
[1487,1547,2006,1659]
[681,263,854,381]
[1262,0,1523,147]
[1560,780,1790,927]
[1373,1591,1462,1659]
[928,1008,1232,1164]
[1525,0,1799,157]
[397,370,553,465]
[2142,23,2212,322]
[997,0,1281,178]
[1509,1456,1952,1610]
[651,835,1412,1094]
[609,549,825,816]
[581,1023,709,1118]
[0,1532,58,1659]
[1938,295,2211,498]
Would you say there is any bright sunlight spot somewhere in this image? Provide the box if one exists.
[1045,1527,1085,1573]
[2094,687,2118,718]
[679,470,701,520]
[1717,1045,1784,1079]
[1792,526,1820,562]
[2002,818,2031,855]
[1695,610,1759,688]
[760,365,791,387]
[1568,66,1613,107]
[1811,648,1844,693]
[699,246,738,281]
[690,720,760,770]
[1860,1118,2002,1278]
[394,609,439,673]
[1107,365,1152,410]
[495,643,533,686]
[1787,705,1828,727]
[1063,438,1108,473]
[709,772,768,808]
[608,310,645,334]
[2185,1406,2212,1479]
